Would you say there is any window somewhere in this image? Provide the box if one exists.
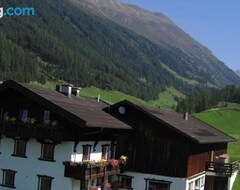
[118,175,133,189]
[42,110,50,123]
[82,145,91,161]
[188,182,194,190]
[2,111,9,121]
[12,139,27,157]
[20,109,28,122]
[200,176,205,187]
[110,143,117,159]
[40,143,55,161]
[1,169,16,188]
[195,178,200,190]
[37,175,53,190]
[97,177,103,186]
[145,179,171,190]
[102,144,109,160]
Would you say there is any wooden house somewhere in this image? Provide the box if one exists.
[0,80,130,190]
[106,100,239,190]
[0,80,238,190]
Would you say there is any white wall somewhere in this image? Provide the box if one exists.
[0,136,111,190]
[71,141,112,162]
[0,137,73,190]
[228,170,238,190]
[122,171,187,190]
[121,171,207,190]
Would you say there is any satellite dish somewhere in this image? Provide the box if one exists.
[118,106,126,115]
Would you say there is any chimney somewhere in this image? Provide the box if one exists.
[56,84,72,97]
[183,112,189,120]
[72,87,81,97]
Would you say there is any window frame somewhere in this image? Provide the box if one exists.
[39,143,55,162]
[2,110,9,121]
[188,181,194,190]
[37,175,54,190]
[19,109,28,122]
[145,178,171,190]
[12,139,27,158]
[194,178,200,190]
[200,176,205,187]
[1,169,17,188]
[118,175,134,189]
[101,144,110,160]
[42,110,50,123]
[110,143,117,159]
[82,144,92,161]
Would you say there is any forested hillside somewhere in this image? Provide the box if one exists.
[0,0,239,101]
[177,85,240,113]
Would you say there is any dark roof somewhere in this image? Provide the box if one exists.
[110,100,235,144]
[0,80,131,130]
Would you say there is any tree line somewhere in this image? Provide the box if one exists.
[176,85,240,113]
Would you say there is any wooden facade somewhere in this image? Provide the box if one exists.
[107,100,235,178]
[0,81,130,143]
[0,81,237,190]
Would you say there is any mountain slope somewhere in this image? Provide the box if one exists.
[236,70,240,77]
[72,0,240,87]
[0,0,239,101]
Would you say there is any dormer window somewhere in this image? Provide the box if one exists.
[20,109,28,122]
[102,144,110,160]
[82,145,91,161]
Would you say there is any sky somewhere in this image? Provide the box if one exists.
[121,0,240,71]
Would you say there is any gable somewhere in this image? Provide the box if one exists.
[0,80,131,130]
[108,100,235,144]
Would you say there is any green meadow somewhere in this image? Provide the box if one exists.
[31,82,180,110]
[194,106,240,190]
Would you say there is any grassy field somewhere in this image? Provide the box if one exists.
[194,106,240,190]
[81,86,183,110]
[30,81,183,110]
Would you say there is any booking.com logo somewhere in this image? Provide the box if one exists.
[0,7,35,18]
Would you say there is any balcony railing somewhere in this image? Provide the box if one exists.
[63,161,122,180]
[0,121,63,141]
[206,161,239,177]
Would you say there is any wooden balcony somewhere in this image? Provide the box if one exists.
[206,161,239,177]
[0,121,63,141]
[63,161,121,180]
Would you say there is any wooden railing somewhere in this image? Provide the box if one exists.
[63,161,121,180]
[206,161,239,177]
[0,121,63,141]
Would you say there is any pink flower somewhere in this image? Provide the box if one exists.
[111,159,119,167]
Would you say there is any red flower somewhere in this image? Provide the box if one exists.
[111,159,119,167]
